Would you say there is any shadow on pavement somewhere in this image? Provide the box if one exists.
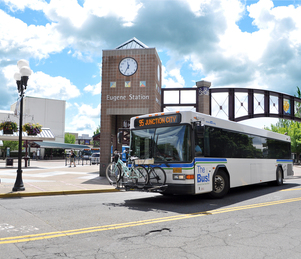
[102,181,301,215]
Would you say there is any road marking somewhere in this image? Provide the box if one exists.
[1,196,301,245]
[281,188,301,191]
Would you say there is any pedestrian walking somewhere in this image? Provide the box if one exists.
[70,150,76,167]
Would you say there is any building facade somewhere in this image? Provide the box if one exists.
[100,38,162,174]
[10,96,65,143]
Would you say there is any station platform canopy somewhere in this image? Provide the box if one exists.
[0,128,90,150]
[30,141,90,150]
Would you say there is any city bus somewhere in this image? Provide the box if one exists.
[129,110,294,197]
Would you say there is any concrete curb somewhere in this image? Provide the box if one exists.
[0,188,120,199]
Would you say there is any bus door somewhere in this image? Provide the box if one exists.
[194,123,213,194]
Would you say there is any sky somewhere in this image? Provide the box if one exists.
[1,0,301,136]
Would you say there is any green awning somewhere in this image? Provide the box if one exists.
[33,141,90,150]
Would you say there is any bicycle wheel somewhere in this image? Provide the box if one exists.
[106,162,121,184]
[148,166,166,186]
[133,166,149,185]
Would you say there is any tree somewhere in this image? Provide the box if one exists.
[0,141,19,158]
[64,133,76,144]
[93,125,100,136]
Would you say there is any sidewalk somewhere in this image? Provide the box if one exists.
[0,159,117,198]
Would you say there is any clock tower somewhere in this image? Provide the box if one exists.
[100,38,162,174]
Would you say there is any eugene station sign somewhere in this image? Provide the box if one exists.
[107,94,150,101]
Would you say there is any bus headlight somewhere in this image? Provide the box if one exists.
[173,174,185,180]
[173,174,194,180]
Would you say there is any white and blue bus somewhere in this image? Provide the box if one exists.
[129,110,294,197]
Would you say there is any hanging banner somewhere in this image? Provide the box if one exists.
[14,96,22,116]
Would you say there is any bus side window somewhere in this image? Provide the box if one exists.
[195,125,204,157]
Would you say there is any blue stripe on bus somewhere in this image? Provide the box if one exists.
[160,158,227,169]
[195,158,227,163]
[277,159,293,163]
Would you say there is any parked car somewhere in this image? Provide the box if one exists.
[91,153,100,164]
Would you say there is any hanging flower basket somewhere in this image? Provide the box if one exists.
[0,121,18,134]
[3,129,14,134]
[22,123,42,136]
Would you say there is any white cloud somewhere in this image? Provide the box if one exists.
[67,114,97,135]
[183,0,212,16]
[66,102,73,109]
[28,71,81,100]
[248,0,275,30]
[2,0,47,12]
[162,65,184,89]
[0,9,67,60]
[66,103,100,135]
[77,103,100,119]
[83,0,143,26]
[3,66,81,100]
[83,82,101,95]
[44,0,87,28]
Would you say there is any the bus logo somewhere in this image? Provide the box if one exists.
[197,166,210,183]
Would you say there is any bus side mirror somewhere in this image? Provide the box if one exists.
[117,131,123,144]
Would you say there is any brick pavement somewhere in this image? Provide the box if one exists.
[0,159,117,198]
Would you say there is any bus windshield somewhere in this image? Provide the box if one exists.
[131,125,191,162]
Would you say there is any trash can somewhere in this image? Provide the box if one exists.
[6,158,13,166]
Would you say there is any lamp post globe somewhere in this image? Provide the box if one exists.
[12,59,31,192]
[17,59,29,70]
[14,72,22,92]
[14,72,21,81]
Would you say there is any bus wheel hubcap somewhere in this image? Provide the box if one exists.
[215,176,224,193]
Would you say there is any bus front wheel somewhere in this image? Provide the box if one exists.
[275,167,283,186]
[209,170,229,199]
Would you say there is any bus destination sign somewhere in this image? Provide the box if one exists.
[134,114,181,128]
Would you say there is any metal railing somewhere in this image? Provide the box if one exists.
[65,157,92,166]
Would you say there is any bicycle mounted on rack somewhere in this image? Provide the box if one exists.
[105,150,167,192]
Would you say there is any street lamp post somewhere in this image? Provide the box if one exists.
[12,60,32,192]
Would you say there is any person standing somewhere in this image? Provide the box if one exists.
[70,150,76,167]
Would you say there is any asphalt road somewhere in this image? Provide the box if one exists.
[1,177,301,259]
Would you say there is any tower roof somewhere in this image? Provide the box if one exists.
[116,37,148,49]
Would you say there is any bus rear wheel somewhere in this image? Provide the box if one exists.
[209,170,229,199]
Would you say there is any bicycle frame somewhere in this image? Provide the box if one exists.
[114,155,142,180]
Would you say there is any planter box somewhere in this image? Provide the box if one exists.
[3,130,13,134]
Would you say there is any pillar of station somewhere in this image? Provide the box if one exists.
[196,80,211,115]
[99,38,162,175]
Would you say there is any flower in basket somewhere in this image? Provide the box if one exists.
[0,121,18,133]
[22,123,42,135]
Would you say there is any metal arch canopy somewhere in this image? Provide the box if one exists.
[210,88,301,122]
[161,87,301,122]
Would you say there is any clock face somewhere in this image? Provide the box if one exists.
[119,57,138,76]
